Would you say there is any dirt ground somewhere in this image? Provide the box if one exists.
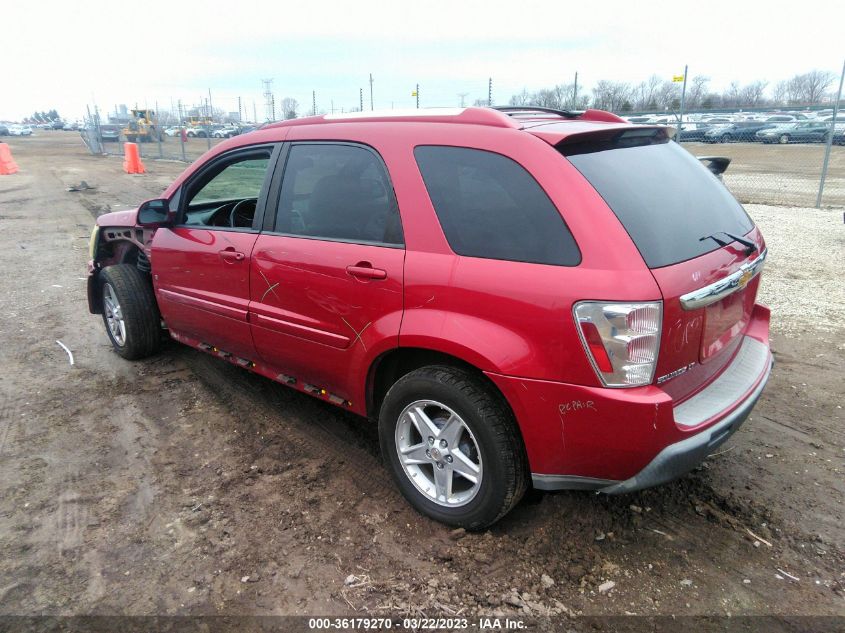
[0,133,843,629]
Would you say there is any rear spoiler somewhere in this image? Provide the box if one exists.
[697,156,731,179]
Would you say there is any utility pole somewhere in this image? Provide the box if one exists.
[458,92,469,107]
[207,88,214,123]
[488,77,493,106]
[238,96,242,123]
[359,88,364,112]
[573,72,578,108]
[369,73,374,110]
[331,100,335,114]
[415,84,419,109]
[253,101,257,124]
[312,90,317,116]
[676,65,688,142]
[817,58,845,207]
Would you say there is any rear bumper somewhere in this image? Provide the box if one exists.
[487,312,772,491]
[599,352,772,494]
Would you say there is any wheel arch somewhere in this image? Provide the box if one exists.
[89,230,151,314]
[366,346,519,429]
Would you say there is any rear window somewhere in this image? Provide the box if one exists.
[414,146,580,266]
[562,136,753,268]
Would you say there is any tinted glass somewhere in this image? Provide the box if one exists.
[414,146,580,266]
[275,144,403,245]
[564,138,753,268]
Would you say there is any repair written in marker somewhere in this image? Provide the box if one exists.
[559,400,596,415]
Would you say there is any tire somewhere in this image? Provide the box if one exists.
[720,134,731,143]
[779,134,790,144]
[99,264,161,360]
[378,365,527,529]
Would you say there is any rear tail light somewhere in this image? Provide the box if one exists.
[573,301,662,387]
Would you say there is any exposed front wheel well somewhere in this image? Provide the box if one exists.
[90,241,151,313]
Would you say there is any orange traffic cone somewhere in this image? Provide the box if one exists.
[0,143,19,175]
[123,142,146,174]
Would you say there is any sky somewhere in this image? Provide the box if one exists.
[2,0,843,121]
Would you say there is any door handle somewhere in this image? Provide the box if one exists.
[219,248,245,262]
[346,263,387,280]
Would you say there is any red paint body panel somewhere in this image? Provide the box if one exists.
[650,226,766,404]
[151,228,259,359]
[249,235,404,413]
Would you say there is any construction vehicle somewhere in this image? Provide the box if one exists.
[122,109,164,143]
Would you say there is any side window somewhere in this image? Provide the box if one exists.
[414,146,581,266]
[274,144,403,245]
[181,150,272,229]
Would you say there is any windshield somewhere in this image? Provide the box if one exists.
[562,137,753,268]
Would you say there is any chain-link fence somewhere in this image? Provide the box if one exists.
[79,87,845,209]
[663,110,845,207]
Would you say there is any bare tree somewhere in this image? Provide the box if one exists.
[632,75,662,110]
[772,80,789,105]
[799,70,836,104]
[654,81,680,110]
[686,76,710,109]
[740,80,768,106]
[508,89,532,106]
[591,80,632,112]
[280,98,299,119]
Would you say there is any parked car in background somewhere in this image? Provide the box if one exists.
[164,127,184,137]
[51,120,65,130]
[762,114,800,123]
[63,122,79,131]
[704,121,776,143]
[186,125,223,138]
[99,124,121,142]
[675,122,711,141]
[0,124,9,136]
[8,125,33,136]
[211,125,241,138]
[756,122,830,144]
[87,106,772,528]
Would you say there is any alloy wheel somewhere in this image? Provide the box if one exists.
[395,400,483,507]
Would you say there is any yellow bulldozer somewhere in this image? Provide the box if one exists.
[122,109,164,143]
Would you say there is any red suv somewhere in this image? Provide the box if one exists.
[87,107,772,528]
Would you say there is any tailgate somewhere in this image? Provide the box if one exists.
[558,130,766,402]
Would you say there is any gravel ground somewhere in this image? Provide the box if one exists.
[746,204,845,335]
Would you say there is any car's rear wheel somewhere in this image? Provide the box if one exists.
[378,366,527,529]
[779,134,790,144]
[720,134,731,143]
[99,264,161,360]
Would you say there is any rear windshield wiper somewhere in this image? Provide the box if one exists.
[700,231,758,255]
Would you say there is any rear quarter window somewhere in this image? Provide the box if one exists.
[414,146,580,266]
[563,137,753,268]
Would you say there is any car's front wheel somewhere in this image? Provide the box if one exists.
[99,264,162,360]
[379,366,527,529]
[779,134,790,144]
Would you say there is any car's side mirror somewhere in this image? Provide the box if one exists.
[137,198,173,226]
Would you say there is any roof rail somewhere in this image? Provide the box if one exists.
[263,107,519,130]
[493,106,626,124]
